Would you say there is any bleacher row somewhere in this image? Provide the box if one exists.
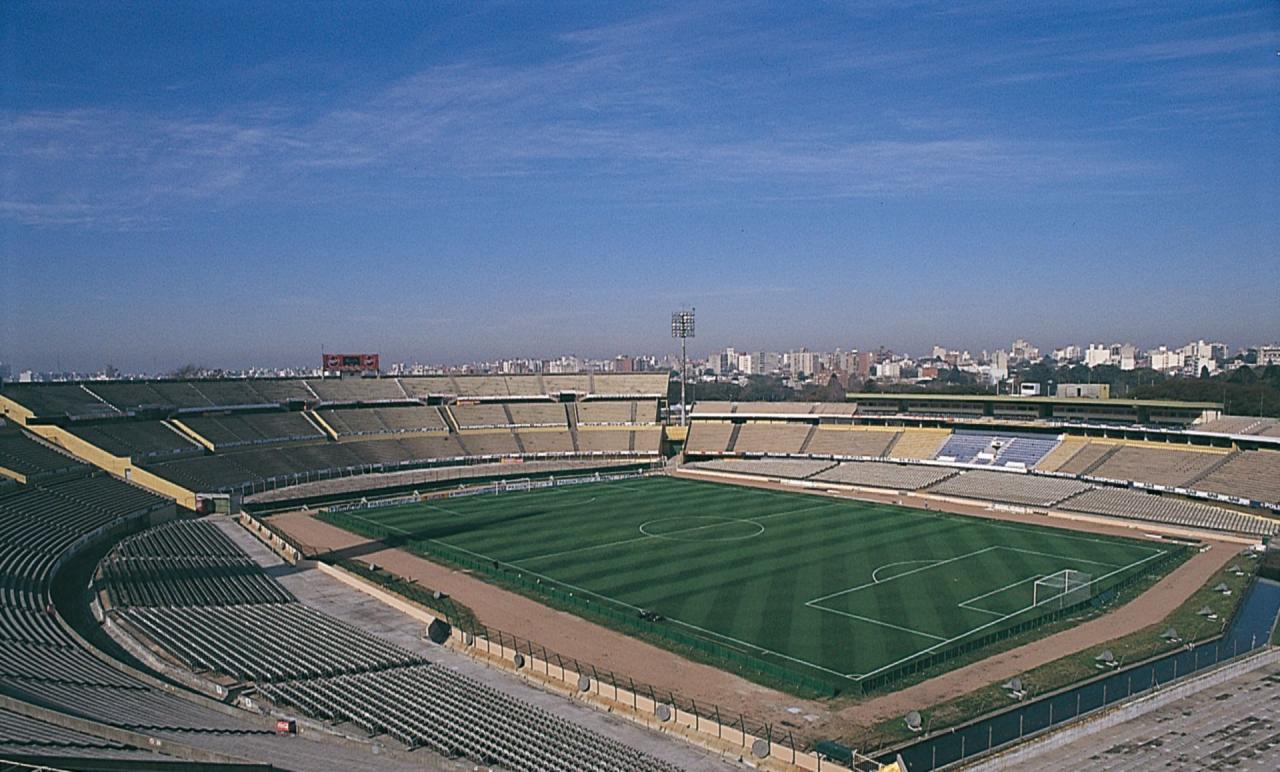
[100,519,685,770]
[0,374,669,418]
[100,520,293,608]
[259,665,682,772]
[0,433,89,480]
[683,458,1279,537]
[138,427,661,493]
[1059,488,1275,538]
[687,421,1280,507]
[0,455,289,760]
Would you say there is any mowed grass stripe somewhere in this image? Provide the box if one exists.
[347,476,1168,679]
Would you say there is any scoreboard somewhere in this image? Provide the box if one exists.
[323,353,379,372]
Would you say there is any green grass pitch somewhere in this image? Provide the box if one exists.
[327,475,1172,684]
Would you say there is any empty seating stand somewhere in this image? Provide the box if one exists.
[100,521,293,608]
[927,470,1092,507]
[1059,487,1277,537]
[0,433,88,480]
[259,664,682,771]
[812,461,957,490]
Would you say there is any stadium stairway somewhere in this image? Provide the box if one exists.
[305,411,340,441]
[1081,444,1123,476]
[439,406,462,434]
[797,424,819,455]
[1185,449,1241,488]
[725,424,742,453]
[566,406,581,452]
[169,419,217,452]
[880,431,903,458]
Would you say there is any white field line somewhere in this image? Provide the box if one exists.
[959,575,1044,607]
[807,547,1002,605]
[416,501,470,518]
[425,533,853,679]
[871,559,941,583]
[999,546,1121,569]
[807,607,947,641]
[958,575,1045,616]
[844,548,1170,680]
[511,501,842,565]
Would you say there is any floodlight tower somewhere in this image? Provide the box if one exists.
[671,309,695,426]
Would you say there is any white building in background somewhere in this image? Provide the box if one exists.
[790,349,819,377]
[1259,346,1280,367]
[875,361,902,380]
[1085,343,1137,370]
[737,352,757,375]
[1052,345,1082,364]
[989,350,1010,383]
[1010,339,1040,362]
[1178,340,1227,375]
[1149,345,1182,372]
[1085,344,1111,368]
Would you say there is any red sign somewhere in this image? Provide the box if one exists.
[275,719,296,734]
[323,354,379,372]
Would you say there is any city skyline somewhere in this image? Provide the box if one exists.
[3,2,1277,373]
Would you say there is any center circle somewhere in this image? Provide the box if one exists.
[639,516,765,542]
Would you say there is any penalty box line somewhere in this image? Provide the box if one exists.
[841,548,1169,680]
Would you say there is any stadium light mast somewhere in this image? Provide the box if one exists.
[671,309,695,426]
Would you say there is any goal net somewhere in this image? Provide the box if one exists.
[1033,570,1093,611]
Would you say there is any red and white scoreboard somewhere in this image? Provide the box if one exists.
[323,353,380,372]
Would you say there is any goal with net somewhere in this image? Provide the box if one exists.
[1033,569,1093,611]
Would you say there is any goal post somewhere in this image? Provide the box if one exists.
[1033,569,1093,610]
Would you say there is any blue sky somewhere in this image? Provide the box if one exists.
[1,1,1277,373]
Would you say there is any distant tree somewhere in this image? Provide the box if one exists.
[1229,366,1257,385]
[1200,365,1212,379]
[171,363,203,379]
[823,374,847,402]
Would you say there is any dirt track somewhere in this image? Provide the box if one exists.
[271,472,1247,734]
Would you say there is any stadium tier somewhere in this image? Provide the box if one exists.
[685,457,837,479]
[884,429,950,460]
[1085,445,1227,487]
[120,604,425,681]
[1059,487,1276,537]
[1189,450,1280,505]
[259,665,683,772]
[304,377,407,403]
[803,427,900,457]
[731,422,813,454]
[317,405,448,436]
[178,412,325,449]
[64,420,201,461]
[1,374,668,417]
[811,460,958,490]
[99,520,294,608]
[583,399,658,424]
[1195,416,1280,436]
[926,469,1092,508]
[0,432,89,481]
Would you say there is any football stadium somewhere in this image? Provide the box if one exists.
[2,373,1279,771]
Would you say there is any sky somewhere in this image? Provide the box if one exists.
[1,1,1277,374]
